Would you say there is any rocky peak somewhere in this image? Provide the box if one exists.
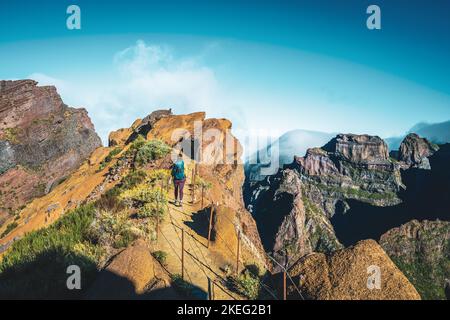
[0,80,101,227]
[108,109,173,146]
[0,80,65,130]
[397,133,439,169]
[292,133,402,207]
[322,134,390,164]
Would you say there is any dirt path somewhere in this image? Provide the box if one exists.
[154,160,242,300]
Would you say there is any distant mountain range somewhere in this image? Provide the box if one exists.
[245,120,450,181]
[245,129,334,181]
[386,120,450,150]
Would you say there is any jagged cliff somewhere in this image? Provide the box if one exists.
[244,130,450,300]
[246,133,406,270]
[0,80,101,228]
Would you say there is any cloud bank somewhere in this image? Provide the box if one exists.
[29,40,226,146]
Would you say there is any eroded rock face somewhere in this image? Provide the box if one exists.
[397,133,439,169]
[380,219,450,300]
[322,134,390,164]
[0,80,101,225]
[246,134,403,269]
[287,239,421,300]
[248,167,342,271]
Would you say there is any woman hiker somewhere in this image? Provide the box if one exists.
[171,153,186,207]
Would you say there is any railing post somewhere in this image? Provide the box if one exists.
[236,230,240,275]
[181,228,185,280]
[207,205,214,248]
[191,168,195,203]
[208,277,215,300]
[201,185,205,208]
[283,271,287,300]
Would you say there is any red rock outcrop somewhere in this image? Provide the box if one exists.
[0,80,101,228]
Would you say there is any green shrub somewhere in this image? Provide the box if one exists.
[119,184,168,219]
[95,170,148,212]
[195,177,212,190]
[135,139,171,166]
[130,134,146,151]
[1,222,18,238]
[152,250,168,266]
[147,169,171,188]
[170,274,204,299]
[113,228,140,249]
[98,147,122,170]
[86,209,141,249]
[0,204,103,299]
[121,169,147,189]
[228,269,261,299]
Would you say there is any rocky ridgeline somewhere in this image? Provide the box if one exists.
[0,80,101,226]
[246,132,441,272]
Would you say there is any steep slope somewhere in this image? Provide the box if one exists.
[287,240,421,300]
[380,220,450,300]
[0,80,101,229]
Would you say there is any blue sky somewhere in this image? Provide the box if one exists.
[0,0,449,153]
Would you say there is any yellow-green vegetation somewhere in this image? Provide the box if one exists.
[392,256,449,300]
[134,138,172,166]
[119,184,168,219]
[3,127,20,144]
[0,204,103,299]
[228,267,261,299]
[1,221,18,238]
[152,250,168,266]
[195,177,212,190]
[98,147,122,171]
[313,181,397,202]
[121,169,148,189]
[302,195,342,253]
[86,210,143,249]
[147,169,171,188]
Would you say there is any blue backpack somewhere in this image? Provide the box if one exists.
[172,160,185,180]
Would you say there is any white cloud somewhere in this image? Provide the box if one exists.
[29,40,228,146]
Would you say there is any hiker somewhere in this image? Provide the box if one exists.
[171,153,186,207]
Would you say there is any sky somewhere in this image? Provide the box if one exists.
[0,0,449,155]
